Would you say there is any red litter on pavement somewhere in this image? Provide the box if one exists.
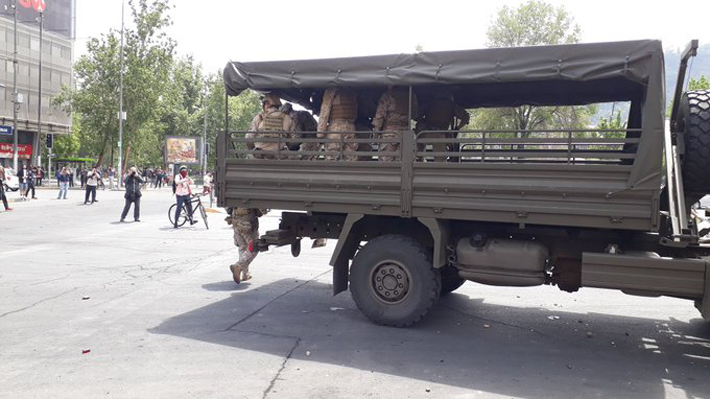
[82,349,91,354]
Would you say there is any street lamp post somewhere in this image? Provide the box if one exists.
[117,0,125,186]
[12,0,19,171]
[36,8,44,168]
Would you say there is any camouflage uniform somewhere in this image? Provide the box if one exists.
[416,97,470,162]
[280,103,319,160]
[372,88,418,161]
[227,207,266,283]
[247,95,295,160]
[317,88,359,161]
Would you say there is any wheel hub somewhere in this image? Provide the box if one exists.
[370,262,410,304]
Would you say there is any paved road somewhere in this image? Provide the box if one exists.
[1,189,709,399]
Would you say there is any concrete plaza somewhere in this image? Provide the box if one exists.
[1,189,708,398]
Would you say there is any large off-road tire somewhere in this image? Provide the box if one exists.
[439,265,465,295]
[679,90,710,205]
[350,235,440,327]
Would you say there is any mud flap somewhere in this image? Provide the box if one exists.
[697,262,710,321]
[329,214,364,295]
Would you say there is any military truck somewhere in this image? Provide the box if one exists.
[216,40,710,327]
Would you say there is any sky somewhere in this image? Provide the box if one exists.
[75,0,710,74]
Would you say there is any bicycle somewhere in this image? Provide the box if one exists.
[168,193,209,229]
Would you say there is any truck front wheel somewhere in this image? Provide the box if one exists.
[350,235,440,327]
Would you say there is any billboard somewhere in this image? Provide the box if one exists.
[0,143,32,159]
[1,0,76,39]
[165,137,201,165]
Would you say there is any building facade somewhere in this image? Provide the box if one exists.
[0,0,75,169]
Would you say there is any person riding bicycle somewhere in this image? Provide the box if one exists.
[173,166,197,228]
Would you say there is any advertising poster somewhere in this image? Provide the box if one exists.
[165,137,201,165]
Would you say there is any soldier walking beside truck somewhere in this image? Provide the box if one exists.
[226,207,267,284]
[372,87,418,161]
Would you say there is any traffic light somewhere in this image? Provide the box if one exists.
[46,133,53,149]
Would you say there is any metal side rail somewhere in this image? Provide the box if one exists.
[662,121,695,248]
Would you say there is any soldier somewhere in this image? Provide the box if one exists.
[247,94,295,159]
[372,87,418,161]
[317,87,359,161]
[416,95,470,162]
[226,207,267,284]
[280,103,319,159]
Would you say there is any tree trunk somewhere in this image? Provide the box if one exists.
[122,144,131,173]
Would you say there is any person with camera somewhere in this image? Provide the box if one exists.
[120,167,144,222]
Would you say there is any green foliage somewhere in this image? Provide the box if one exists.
[688,76,710,90]
[472,1,592,135]
[56,0,262,170]
[486,0,581,48]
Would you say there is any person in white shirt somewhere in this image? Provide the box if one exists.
[84,167,101,205]
[173,165,196,228]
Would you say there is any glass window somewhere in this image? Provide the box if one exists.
[30,38,39,52]
[61,46,71,60]
[19,64,29,76]
[52,44,61,57]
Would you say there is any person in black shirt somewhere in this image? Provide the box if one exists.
[120,167,144,222]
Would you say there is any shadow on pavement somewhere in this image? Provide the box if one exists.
[150,279,710,399]
[201,281,250,292]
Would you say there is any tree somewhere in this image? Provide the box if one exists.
[471,1,593,139]
[56,0,175,169]
[689,76,710,91]
[486,1,580,48]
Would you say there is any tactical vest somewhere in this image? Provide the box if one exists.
[233,208,251,216]
[424,98,456,128]
[330,91,358,121]
[261,112,286,132]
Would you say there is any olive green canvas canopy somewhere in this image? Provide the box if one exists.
[224,40,664,110]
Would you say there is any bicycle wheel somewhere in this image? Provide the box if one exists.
[168,204,188,227]
[199,204,209,230]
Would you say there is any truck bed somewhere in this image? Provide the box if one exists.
[218,130,659,232]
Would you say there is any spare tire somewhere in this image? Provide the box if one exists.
[679,90,710,205]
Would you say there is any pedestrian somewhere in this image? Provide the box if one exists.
[57,167,69,199]
[24,167,37,200]
[68,168,74,188]
[202,171,213,195]
[120,166,144,222]
[80,168,87,188]
[36,167,43,187]
[84,166,100,204]
[17,164,29,200]
[226,207,267,283]
[0,165,13,211]
[108,167,115,189]
[173,165,196,228]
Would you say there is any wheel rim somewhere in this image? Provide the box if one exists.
[369,261,410,305]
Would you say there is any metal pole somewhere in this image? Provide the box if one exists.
[118,0,125,186]
[36,10,43,168]
[203,107,207,177]
[12,0,19,171]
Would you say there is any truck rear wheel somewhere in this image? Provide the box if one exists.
[350,235,440,327]
[679,90,710,204]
